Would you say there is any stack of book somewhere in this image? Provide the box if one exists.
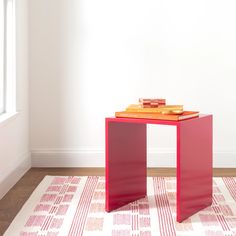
[115,98,199,121]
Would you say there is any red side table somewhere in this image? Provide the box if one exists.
[105,115,212,222]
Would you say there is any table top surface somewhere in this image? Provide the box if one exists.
[106,114,212,126]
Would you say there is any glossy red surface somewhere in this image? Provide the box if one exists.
[105,115,212,222]
[176,115,213,222]
[105,121,147,212]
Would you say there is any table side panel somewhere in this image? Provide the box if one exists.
[105,121,147,212]
[177,115,213,222]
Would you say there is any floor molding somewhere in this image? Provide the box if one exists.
[31,149,236,168]
[0,152,31,199]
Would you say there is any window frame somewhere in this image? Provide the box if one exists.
[0,0,16,117]
[0,0,6,114]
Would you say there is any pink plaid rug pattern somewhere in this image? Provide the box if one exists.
[4,176,236,236]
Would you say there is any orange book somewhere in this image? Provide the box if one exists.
[115,111,199,121]
[126,104,183,114]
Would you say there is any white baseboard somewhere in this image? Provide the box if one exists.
[32,149,105,167]
[31,149,236,168]
[0,152,31,200]
[213,151,236,168]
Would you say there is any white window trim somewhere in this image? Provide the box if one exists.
[0,111,18,127]
[0,0,5,114]
[0,0,16,124]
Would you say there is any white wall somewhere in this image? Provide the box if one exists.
[0,0,30,199]
[30,0,236,168]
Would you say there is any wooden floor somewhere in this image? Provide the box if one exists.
[0,167,235,234]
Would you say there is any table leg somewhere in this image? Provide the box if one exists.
[177,115,213,222]
[105,120,147,212]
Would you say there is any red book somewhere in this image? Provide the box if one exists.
[139,98,166,107]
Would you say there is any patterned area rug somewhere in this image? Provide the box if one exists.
[4,176,236,236]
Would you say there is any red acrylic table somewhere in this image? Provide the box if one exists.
[105,115,212,222]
